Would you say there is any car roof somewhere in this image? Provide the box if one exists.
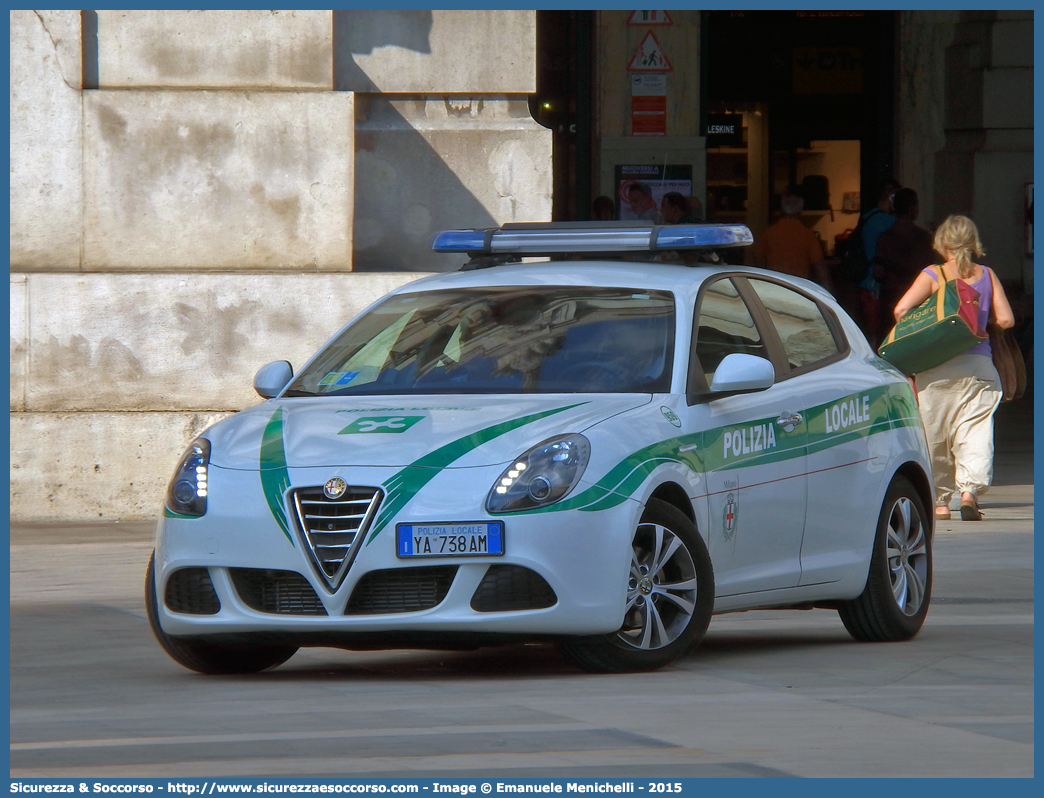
[399,259,720,291]
[391,259,837,307]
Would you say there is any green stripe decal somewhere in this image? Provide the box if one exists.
[366,403,588,544]
[701,384,909,473]
[507,381,922,516]
[259,406,294,544]
[515,437,703,516]
[163,508,200,520]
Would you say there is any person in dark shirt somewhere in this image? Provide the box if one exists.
[851,179,900,345]
[875,188,939,335]
[660,192,696,224]
[592,195,616,221]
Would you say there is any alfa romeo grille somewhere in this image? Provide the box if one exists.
[345,566,458,615]
[229,568,328,615]
[291,485,382,590]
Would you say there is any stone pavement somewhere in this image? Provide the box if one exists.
[8,396,1033,778]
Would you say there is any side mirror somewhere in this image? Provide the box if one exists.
[709,353,775,394]
[254,361,294,398]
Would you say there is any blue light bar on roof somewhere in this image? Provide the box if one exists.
[655,224,753,249]
[431,223,754,255]
[431,230,488,252]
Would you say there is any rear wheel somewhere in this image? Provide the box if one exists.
[563,500,714,673]
[838,476,932,641]
[145,553,298,674]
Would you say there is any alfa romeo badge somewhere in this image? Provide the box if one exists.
[324,477,347,500]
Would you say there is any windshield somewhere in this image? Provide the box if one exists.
[285,286,676,396]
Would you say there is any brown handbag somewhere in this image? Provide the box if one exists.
[987,268,1026,402]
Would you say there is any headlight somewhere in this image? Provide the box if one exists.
[165,438,211,517]
[486,434,590,513]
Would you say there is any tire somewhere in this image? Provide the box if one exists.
[562,499,714,673]
[145,553,298,674]
[838,475,932,642]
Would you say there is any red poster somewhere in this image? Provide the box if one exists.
[631,96,666,136]
[630,75,666,136]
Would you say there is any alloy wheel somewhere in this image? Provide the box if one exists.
[885,496,929,616]
[618,523,699,650]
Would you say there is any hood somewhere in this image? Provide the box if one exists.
[205,395,653,471]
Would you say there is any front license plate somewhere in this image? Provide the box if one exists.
[396,521,505,558]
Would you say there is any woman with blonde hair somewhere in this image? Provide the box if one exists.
[893,215,1015,521]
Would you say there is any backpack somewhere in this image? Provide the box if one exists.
[837,208,883,285]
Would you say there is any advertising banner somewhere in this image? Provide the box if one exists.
[615,164,693,221]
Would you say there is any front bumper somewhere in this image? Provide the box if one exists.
[153,462,640,640]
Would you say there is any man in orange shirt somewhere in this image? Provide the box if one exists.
[752,192,829,284]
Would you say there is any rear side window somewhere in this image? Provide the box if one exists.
[747,279,841,370]
[692,278,766,385]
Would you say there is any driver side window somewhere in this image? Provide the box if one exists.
[692,278,766,386]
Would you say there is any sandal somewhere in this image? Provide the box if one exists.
[960,501,982,521]
[935,507,952,521]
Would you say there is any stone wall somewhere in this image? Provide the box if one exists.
[10,11,83,270]
[95,10,334,90]
[896,11,959,232]
[933,11,1034,289]
[9,9,548,523]
[82,91,354,270]
[354,96,552,272]
[9,272,422,520]
[333,10,535,94]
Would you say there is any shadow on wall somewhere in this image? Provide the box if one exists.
[334,11,497,272]
[334,10,433,90]
[351,100,501,273]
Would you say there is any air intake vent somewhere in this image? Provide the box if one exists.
[345,566,458,615]
[229,568,328,615]
[164,567,221,615]
[291,485,383,590]
[470,565,557,612]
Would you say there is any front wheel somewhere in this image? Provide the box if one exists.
[562,500,714,673]
[145,553,298,674]
[838,475,932,642]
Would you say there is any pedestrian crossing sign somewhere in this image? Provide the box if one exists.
[627,31,673,72]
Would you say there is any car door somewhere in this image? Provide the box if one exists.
[742,277,891,587]
[682,275,808,597]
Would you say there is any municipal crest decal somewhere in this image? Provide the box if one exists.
[722,493,738,540]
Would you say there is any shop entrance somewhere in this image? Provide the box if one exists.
[703,10,895,256]
[705,102,861,258]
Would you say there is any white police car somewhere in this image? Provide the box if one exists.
[147,222,934,674]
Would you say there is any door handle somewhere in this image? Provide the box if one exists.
[776,413,802,432]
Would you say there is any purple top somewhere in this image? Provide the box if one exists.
[923,266,993,357]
